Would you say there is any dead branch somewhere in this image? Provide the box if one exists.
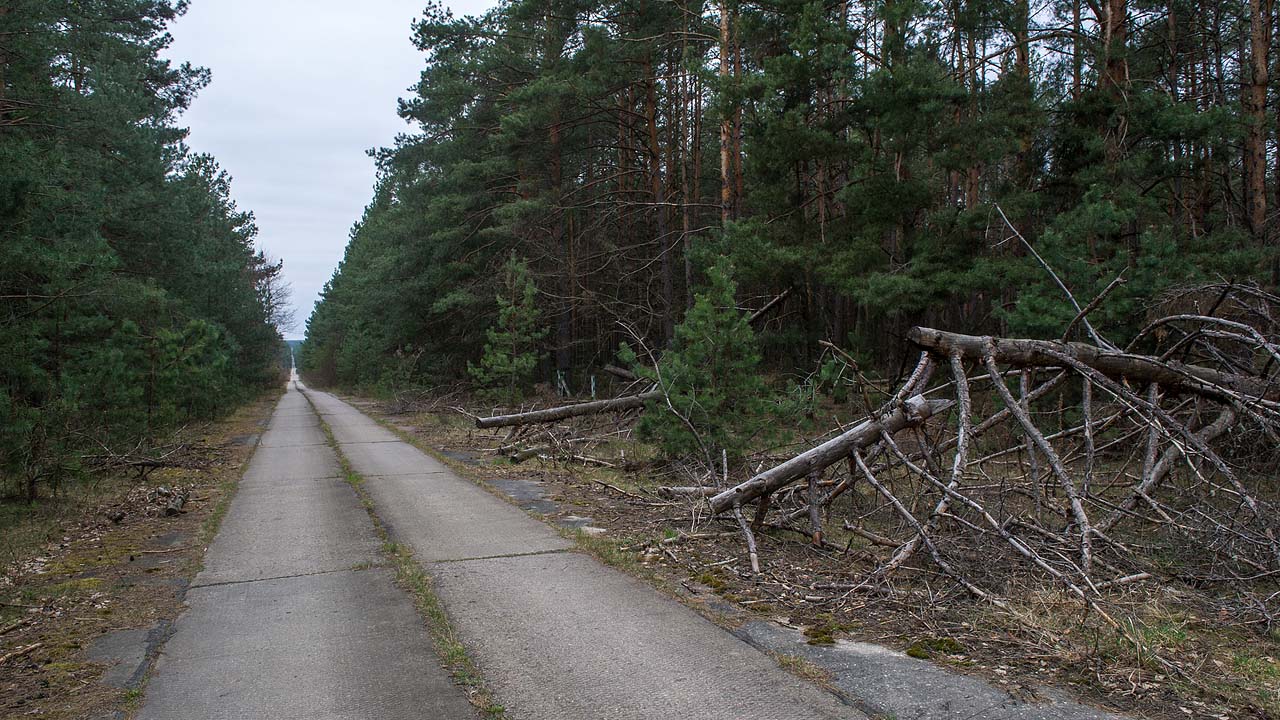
[909,327,1280,406]
[476,391,661,429]
[709,394,951,514]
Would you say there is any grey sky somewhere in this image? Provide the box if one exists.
[166,0,492,340]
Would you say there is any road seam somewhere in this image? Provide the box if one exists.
[359,470,450,478]
[428,548,570,565]
[188,564,384,591]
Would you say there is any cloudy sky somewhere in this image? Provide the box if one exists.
[166,0,492,339]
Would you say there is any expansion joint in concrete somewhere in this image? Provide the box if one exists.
[429,548,571,565]
[188,564,385,591]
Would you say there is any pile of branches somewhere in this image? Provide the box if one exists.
[467,284,1280,640]
[708,283,1280,648]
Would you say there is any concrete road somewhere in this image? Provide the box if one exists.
[303,387,863,720]
[136,382,477,720]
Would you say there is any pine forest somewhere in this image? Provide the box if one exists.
[1,1,289,501]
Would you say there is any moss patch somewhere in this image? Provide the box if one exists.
[905,636,965,659]
[804,613,859,646]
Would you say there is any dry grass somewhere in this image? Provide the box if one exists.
[0,391,279,719]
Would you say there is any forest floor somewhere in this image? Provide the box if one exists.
[354,390,1278,720]
[0,391,280,719]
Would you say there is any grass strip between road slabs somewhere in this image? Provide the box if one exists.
[309,403,507,720]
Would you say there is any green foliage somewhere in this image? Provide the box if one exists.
[628,265,771,464]
[301,0,1279,416]
[468,254,547,400]
[0,1,283,499]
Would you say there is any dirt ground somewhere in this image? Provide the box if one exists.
[359,393,1278,720]
[0,391,279,720]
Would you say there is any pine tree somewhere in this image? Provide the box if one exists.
[0,1,283,498]
[469,254,547,400]
[631,263,770,464]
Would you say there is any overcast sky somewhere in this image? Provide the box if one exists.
[166,0,492,340]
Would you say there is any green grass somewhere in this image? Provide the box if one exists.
[766,649,836,691]
[382,541,505,717]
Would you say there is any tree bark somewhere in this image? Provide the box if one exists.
[907,327,1280,403]
[708,395,950,514]
[719,0,734,224]
[1098,0,1128,93]
[476,390,661,428]
[1244,0,1272,240]
[645,55,674,342]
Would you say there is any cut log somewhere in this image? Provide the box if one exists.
[908,327,1280,403]
[506,436,591,463]
[509,445,550,463]
[476,390,661,429]
[708,395,951,514]
[656,486,718,498]
[602,365,638,381]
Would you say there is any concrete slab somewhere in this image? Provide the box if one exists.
[136,385,476,720]
[139,569,474,720]
[432,552,856,719]
[302,389,859,719]
[358,472,571,561]
[337,440,451,477]
[241,442,340,481]
[332,424,402,444]
[258,424,328,448]
[195,478,381,585]
[306,391,369,419]
[737,622,1123,720]
[85,625,160,688]
[266,411,321,428]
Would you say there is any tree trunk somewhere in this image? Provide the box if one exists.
[719,0,733,225]
[475,390,661,429]
[1099,0,1128,93]
[645,56,674,342]
[1244,0,1272,241]
[1072,0,1082,99]
[907,327,1280,403]
[708,396,950,514]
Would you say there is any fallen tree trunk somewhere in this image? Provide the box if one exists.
[708,395,951,514]
[748,287,792,325]
[476,390,661,429]
[908,327,1280,404]
[602,364,640,381]
[656,486,718,499]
